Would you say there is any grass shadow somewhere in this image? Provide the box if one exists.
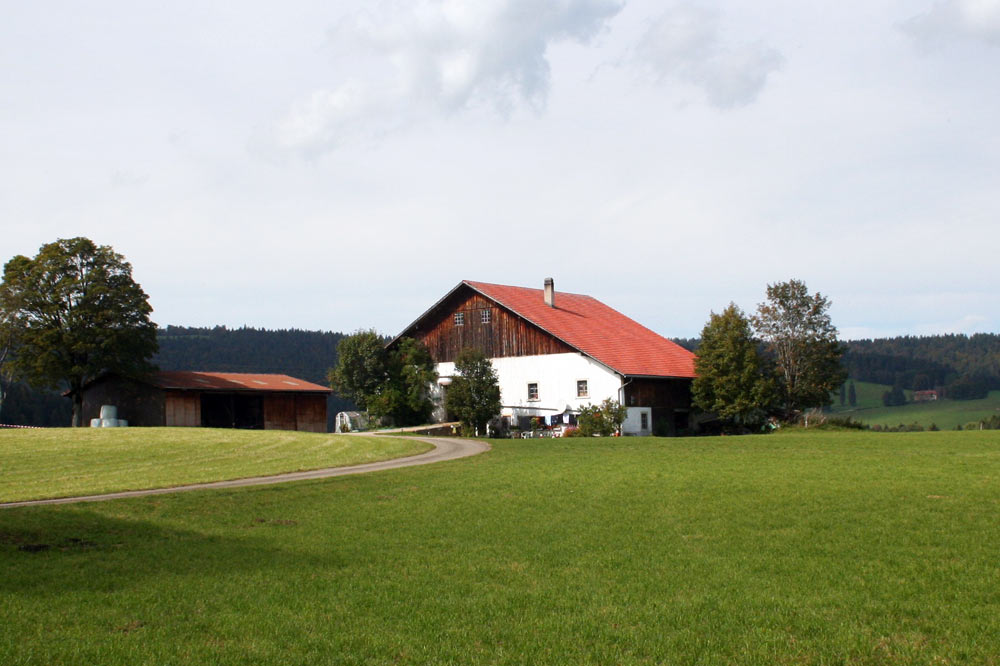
[0,500,344,599]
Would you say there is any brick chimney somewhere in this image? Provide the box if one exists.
[544,277,555,308]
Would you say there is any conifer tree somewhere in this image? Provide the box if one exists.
[692,303,776,430]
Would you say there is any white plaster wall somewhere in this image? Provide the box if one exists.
[436,352,623,419]
[623,407,652,436]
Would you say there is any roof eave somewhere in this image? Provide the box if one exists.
[157,386,331,394]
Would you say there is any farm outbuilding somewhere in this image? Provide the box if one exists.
[74,371,331,432]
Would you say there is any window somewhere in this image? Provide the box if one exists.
[640,412,649,430]
[576,380,588,398]
[527,383,539,401]
[454,312,464,326]
[481,308,491,324]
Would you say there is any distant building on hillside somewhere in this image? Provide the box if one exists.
[72,371,331,432]
[913,390,939,402]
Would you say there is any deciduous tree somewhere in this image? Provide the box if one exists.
[444,348,501,436]
[328,330,390,413]
[0,238,158,426]
[752,279,846,416]
[372,337,437,426]
[328,332,436,426]
[691,303,776,430]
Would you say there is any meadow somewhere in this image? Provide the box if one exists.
[831,382,1000,430]
[3,430,1000,664]
[0,428,431,503]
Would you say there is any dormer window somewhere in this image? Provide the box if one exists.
[454,312,465,326]
[481,308,491,324]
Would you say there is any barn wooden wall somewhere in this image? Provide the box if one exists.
[80,377,165,427]
[262,394,326,432]
[412,289,572,363]
[264,395,296,431]
[165,394,200,427]
[292,394,328,433]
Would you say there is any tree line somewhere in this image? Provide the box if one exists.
[842,334,1000,396]
[677,332,1000,402]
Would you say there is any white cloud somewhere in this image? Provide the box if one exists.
[636,3,783,109]
[902,0,1000,49]
[272,0,622,156]
[915,314,991,336]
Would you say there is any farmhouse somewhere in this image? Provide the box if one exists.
[392,279,697,436]
[74,371,331,432]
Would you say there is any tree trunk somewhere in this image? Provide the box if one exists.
[72,392,83,427]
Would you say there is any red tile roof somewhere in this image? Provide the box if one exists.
[152,371,331,393]
[464,281,696,378]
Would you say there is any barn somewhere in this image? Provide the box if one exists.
[74,371,331,432]
[391,279,697,436]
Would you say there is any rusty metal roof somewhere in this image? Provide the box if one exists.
[152,371,331,393]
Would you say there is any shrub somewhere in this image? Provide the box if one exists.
[577,399,627,437]
[881,386,907,407]
[821,416,868,431]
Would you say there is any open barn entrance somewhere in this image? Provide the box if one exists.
[200,394,264,429]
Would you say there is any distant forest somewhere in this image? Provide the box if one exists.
[674,333,1000,398]
[3,329,999,427]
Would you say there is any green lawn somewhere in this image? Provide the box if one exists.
[0,428,432,503]
[831,385,1000,430]
[3,431,1000,664]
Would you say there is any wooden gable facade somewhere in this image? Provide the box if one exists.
[405,285,574,363]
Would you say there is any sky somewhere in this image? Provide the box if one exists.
[2,0,998,340]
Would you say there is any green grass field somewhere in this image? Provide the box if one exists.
[3,431,1000,664]
[831,383,1000,429]
[830,381,912,412]
[0,428,432,503]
